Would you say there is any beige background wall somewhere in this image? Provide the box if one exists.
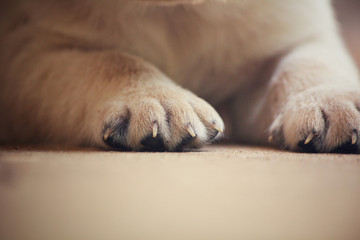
[335,0,360,68]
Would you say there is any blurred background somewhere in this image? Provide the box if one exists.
[335,0,360,68]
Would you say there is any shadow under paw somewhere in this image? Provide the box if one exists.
[298,139,359,154]
[297,140,319,153]
[103,117,131,151]
[140,134,166,152]
[175,134,197,152]
[330,141,359,154]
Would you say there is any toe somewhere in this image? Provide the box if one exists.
[160,98,207,150]
[126,98,170,150]
[187,95,225,142]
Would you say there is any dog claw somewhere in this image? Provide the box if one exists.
[152,122,158,138]
[304,132,314,145]
[351,130,357,145]
[103,128,114,141]
[186,125,197,138]
[212,124,223,133]
[268,135,273,143]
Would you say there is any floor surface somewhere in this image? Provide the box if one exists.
[1,145,360,240]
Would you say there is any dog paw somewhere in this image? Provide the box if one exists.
[269,86,360,153]
[101,86,224,151]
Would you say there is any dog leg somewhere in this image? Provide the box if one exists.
[1,49,224,151]
[235,37,360,153]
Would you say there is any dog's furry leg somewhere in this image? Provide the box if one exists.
[235,36,360,153]
[0,49,224,151]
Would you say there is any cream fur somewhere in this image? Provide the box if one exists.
[0,0,359,152]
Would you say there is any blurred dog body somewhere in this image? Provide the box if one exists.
[0,0,359,152]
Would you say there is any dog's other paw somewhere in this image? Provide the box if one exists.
[101,86,224,151]
[269,86,360,153]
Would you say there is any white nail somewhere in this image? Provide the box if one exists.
[103,129,113,141]
[187,125,197,138]
[304,132,314,145]
[351,131,357,145]
[152,122,158,138]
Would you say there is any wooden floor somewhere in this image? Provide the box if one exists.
[1,145,360,240]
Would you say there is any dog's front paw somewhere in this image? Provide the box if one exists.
[269,86,360,153]
[101,86,224,151]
